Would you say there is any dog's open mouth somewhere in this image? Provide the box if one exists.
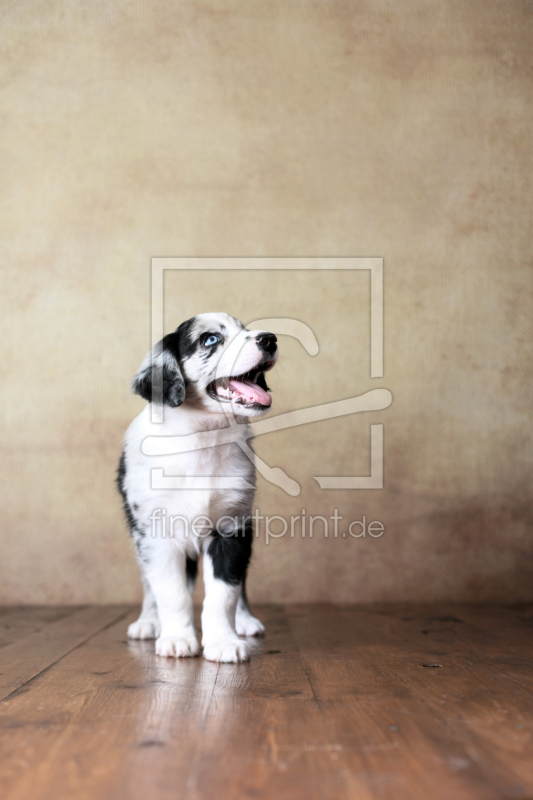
[207,360,274,408]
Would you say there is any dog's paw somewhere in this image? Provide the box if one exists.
[203,639,251,663]
[128,619,161,640]
[235,615,265,637]
[155,634,200,658]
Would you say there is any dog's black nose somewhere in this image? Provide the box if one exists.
[256,333,277,355]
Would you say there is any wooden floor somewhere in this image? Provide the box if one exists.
[0,605,532,800]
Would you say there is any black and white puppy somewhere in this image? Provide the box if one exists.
[117,313,278,663]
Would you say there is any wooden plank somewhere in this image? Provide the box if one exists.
[388,606,533,794]
[0,608,220,800]
[286,604,533,800]
[0,605,130,701]
[1,604,532,800]
[0,607,77,649]
[19,605,351,800]
[284,605,500,800]
[181,606,349,800]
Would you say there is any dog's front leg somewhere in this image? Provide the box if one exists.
[201,544,251,663]
[127,569,161,640]
[145,548,199,658]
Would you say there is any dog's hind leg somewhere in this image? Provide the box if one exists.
[127,569,161,640]
[235,577,265,637]
[186,556,198,596]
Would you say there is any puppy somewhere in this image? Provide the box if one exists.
[117,313,278,663]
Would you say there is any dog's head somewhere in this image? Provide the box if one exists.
[132,313,278,419]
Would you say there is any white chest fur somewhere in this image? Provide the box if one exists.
[123,403,255,550]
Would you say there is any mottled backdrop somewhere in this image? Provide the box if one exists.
[1,1,531,603]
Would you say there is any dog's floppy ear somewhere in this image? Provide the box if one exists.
[132,335,186,407]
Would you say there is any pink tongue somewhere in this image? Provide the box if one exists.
[228,379,271,406]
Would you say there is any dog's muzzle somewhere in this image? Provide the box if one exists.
[207,334,277,409]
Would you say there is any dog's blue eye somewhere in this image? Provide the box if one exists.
[204,334,220,347]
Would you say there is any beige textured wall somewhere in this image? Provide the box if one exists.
[1,1,531,604]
